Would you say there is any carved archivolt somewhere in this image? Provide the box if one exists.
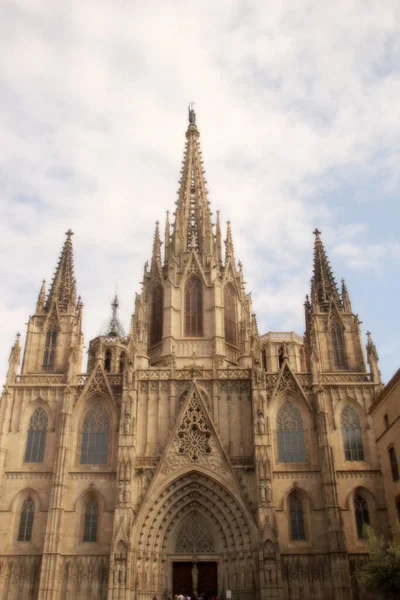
[133,472,254,556]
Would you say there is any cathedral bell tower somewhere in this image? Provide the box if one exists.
[132,106,257,370]
[21,230,83,376]
[304,229,367,380]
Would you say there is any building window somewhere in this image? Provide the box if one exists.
[389,446,399,482]
[104,350,111,372]
[396,496,400,522]
[42,326,57,371]
[289,491,306,541]
[224,284,237,345]
[355,492,370,539]
[384,414,389,429]
[83,499,98,542]
[341,405,364,461]
[18,498,35,542]
[150,284,163,346]
[25,407,48,463]
[184,276,203,337]
[277,402,306,463]
[119,352,125,373]
[330,316,347,370]
[80,404,110,465]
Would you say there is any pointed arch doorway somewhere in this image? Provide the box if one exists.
[171,511,218,597]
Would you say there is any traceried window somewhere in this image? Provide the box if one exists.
[277,402,306,463]
[330,316,347,370]
[18,498,35,542]
[224,284,237,345]
[175,513,215,553]
[185,276,203,337]
[119,352,125,373]
[389,446,399,482]
[83,499,98,542]
[150,284,163,346]
[289,491,306,541]
[25,407,48,463]
[104,350,111,372]
[341,405,364,461]
[80,405,110,465]
[42,325,57,371]
[355,492,370,539]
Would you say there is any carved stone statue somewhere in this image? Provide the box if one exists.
[124,411,131,435]
[118,482,124,504]
[266,479,272,503]
[126,361,134,385]
[260,481,266,503]
[191,561,198,594]
[258,410,265,434]
[123,484,130,504]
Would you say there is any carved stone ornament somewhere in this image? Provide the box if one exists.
[161,390,227,476]
[175,512,215,553]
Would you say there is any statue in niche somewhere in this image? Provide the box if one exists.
[191,561,198,594]
[259,480,266,503]
[123,411,131,435]
[123,484,130,504]
[258,410,265,434]
[126,361,134,385]
[266,479,272,503]
[118,482,124,504]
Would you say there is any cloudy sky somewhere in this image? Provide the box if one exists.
[1,0,399,383]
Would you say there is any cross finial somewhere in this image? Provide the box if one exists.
[313,228,321,239]
[66,229,74,239]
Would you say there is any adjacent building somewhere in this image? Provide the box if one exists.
[0,109,390,599]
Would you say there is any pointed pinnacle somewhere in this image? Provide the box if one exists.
[311,229,340,306]
[45,230,76,313]
[36,279,46,313]
[225,220,235,264]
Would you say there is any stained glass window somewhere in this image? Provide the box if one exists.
[277,402,306,463]
[224,284,237,345]
[355,493,369,539]
[83,499,98,542]
[80,404,110,465]
[185,277,203,337]
[289,492,306,540]
[42,326,57,371]
[18,498,34,542]
[330,316,347,370]
[341,406,364,461]
[150,284,163,346]
[25,407,48,463]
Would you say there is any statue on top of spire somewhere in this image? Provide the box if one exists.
[188,102,196,125]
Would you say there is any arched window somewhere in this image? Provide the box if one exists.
[119,352,125,374]
[354,492,370,539]
[80,404,110,465]
[25,407,48,463]
[83,499,98,542]
[277,402,306,463]
[224,284,237,345]
[104,349,111,372]
[341,405,364,461]
[42,325,57,371]
[278,346,284,369]
[185,277,203,337]
[150,284,163,346]
[289,491,306,541]
[18,498,35,542]
[330,316,347,370]
[389,446,399,481]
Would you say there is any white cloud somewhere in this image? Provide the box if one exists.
[0,0,399,381]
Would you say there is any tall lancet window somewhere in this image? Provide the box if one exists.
[277,402,306,463]
[224,284,237,345]
[330,314,347,370]
[80,404,110,465]
[289,491,306,541]
[83,499,99,542]
[18,498,35,542]
[25,407,48,463]
[354,492,370,539]
[150,284,163,346]
[185,276,203,337]
[341,405,364,461]
[42,325,57,371]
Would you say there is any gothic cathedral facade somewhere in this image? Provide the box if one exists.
[0,110,388,600]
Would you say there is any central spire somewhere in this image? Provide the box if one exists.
[171,105,214,259]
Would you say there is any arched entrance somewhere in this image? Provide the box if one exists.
[132,470,258,600]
